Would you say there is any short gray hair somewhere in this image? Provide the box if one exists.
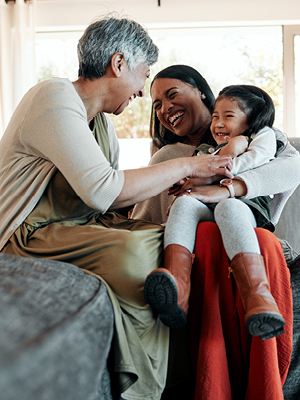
[77,17,159,79]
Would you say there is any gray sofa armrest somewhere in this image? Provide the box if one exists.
[0,254,114,400]
[275,137,300,253]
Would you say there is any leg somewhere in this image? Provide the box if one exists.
[214,198,259,259]
[189,222,292,400]
[164,195,214,252]
[144,196,214,328]
[215,199,285,339]
[3,212,164,306]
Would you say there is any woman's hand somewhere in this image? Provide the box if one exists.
[166,183,229,216]
[168,174,233,196]
[180,183,230,203]
[189,154,233,179]
[178,178,248,202]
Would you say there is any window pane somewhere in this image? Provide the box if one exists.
[295,34,300,137]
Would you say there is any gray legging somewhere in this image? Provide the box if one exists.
[164,196,260,260]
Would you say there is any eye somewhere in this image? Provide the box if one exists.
[226,114,234,118]
[169,91,178,99]
[154,103,161,111]
[212,114,218,120]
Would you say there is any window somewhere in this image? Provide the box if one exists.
[295,34,300,137]
[35,24,295,169]
[283,25,300,137]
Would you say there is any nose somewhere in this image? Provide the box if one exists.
[216,119,224,127]
[137,87,145,98]
[161,99,173,114]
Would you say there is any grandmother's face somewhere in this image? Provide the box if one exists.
[113,62,150,115]
[151,78,211,142]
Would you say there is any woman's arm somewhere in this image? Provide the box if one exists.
[176,178,247,203]
[236,129,300,199]
[131,143,194,224]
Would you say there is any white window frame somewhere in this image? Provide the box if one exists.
[283,25,300,137]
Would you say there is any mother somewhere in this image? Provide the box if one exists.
[132,65,300,399]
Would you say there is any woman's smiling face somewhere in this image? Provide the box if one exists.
[151,78,212,145]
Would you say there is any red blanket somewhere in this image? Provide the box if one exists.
[189,222,293,400]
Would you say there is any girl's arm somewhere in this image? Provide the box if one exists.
[218,135,249,158]
[218,127,277,175]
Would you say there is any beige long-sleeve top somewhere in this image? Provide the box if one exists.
[0,78,124,251]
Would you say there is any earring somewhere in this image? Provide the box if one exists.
[201,93,206,99]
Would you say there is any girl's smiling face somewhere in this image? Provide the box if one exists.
[210,97,249,145]
[151,78,211,145]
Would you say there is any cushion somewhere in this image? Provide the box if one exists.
[0,253,114,400]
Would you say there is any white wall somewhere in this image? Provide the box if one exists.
[36,0,300,29]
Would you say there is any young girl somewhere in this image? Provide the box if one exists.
[144,84,286,340]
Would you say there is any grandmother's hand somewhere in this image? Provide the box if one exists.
[189,154,233,179]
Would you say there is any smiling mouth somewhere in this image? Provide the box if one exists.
[215,132,228,137]
[168,112,184,126]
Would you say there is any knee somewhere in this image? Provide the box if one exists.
[172,194,197,211]
[214,198,241,221]
[116,230,163,273]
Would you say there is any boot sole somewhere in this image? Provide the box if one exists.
[246,313,286,340]
[144,271,187,328]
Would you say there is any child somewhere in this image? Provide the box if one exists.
[144,84,286,340]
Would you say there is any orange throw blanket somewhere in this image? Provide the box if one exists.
[189,222,293,400]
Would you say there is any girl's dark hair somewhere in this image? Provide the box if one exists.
[217,84,275,138]
[150,65,215,149]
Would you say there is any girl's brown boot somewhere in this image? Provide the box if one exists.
[144,244,194,328]
[229,252,285,340]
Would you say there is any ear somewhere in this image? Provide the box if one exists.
[110,52,126,77]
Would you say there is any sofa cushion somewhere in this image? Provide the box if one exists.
[274,137,300,253]
[283,255,300,400]
[0,253,114,400]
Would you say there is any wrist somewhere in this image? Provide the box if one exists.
[232,179,247,197]
[220,179,235,197]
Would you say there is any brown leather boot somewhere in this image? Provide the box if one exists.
[229,252,285,340]
[143,244,195,328]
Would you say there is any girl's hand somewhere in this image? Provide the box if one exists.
[219,136,249,158]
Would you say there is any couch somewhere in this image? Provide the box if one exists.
[0,138,300,400]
